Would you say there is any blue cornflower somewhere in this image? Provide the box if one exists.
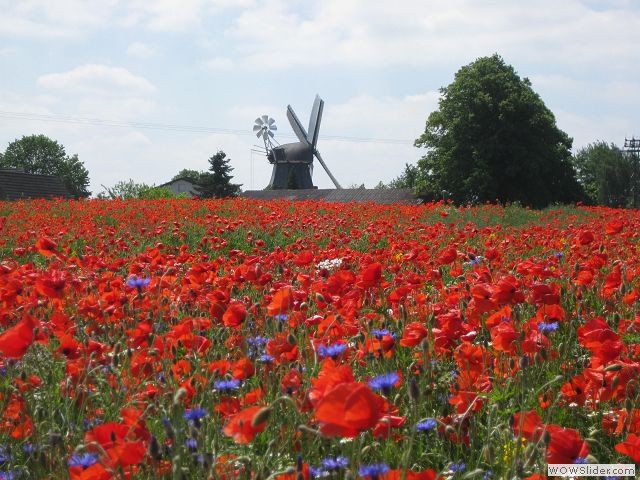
[259,354,274,364]
[213,379,241,392]
[416,418,437,432]
[554,252,564,258]
[185,438,198,451]
[321,455,349,470]
[82,417,103,430]
[574,457,588,464]
[0,446,12,464]
[247,336,268,359]
[372,329,396,340]
[368,372,399,393]
[68,452,99,469]
[247,336,268,348]
[274,314,288,322]
[308,466,328,479]
[126,275,151,289]
[483,470,493,480]
[183,407,207,421]
[448,462,466,473]
[0,471,20,480]
[358,463,390,478]
[318,343,347,359]
[538,321,559,333]
[22,444,38,455]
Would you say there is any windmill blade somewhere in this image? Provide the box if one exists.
[314,151,342,189]
[268,117,276,126]
[255,117,264,126]
[256,130,262,138]
[268,129,274,138]
[287,106,309,144]
[253,124,262,132]
[270,124,277,131]
[307,95,324,150]
[261,115,269,124]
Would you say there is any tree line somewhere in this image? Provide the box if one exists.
[2,54,637,207]
[378,54,639,208]
[0,136,241,200]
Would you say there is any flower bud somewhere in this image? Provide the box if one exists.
[409,377,420,402]
[173,388,187,406]
[604,364,622,372]
[251,406,272,428]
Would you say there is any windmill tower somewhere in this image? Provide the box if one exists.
[253,95,342,190]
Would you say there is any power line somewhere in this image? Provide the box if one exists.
[0,110,413,145]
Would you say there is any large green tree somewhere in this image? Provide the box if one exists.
[172,169,205,184]
[197,150,242,198]
[1,134,91,198]
[414,54,583,207]
[572,141,638,207]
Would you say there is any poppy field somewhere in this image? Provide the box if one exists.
[0,198,639,479]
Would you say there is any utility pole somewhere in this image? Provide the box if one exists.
[624,137,640,207]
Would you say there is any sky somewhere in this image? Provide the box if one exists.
[1,0,639,194]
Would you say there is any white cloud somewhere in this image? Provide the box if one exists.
[554,109,634,151]
[126,0,206,31]
[0,0,118,37]
[202,57,235,71]
[222,0,640,71]
[127,42,156,58]
[37,65,156,95]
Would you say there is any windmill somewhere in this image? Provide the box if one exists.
[252,95,342,189]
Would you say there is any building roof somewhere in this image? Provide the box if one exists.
[158,177,196,188]
[241,188,420,205]
[0,169,73,200]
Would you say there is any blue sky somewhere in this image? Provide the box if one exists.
[1,0,639,194]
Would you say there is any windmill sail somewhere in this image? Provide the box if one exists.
[314,150,341,189]
[260,95,341,190]
[286,106,308,144]
[307,95,324,151]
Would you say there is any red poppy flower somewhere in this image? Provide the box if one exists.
[382,470,438,480]
[399,322,429,347]
[223,300,247,328]
[602,264,622,298]
[358,262,382,288]
[35,236,59,257]
[605,218,623,235]
[491,322,518,354]
[0,315,37,359]
[308,359,355,406]
[615,433,640,462]
[438,247,458,265]
[35,270,68,299]
[267,286,294,316]
[85,422,147,468]
[577,317,623,364]
[314,381,383,437]
[69,463,111,480]
[223,405,268,444]
[577,230,594,245]
[545,425,589,464]
[511,410,543,441]
[231,357,255,380]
